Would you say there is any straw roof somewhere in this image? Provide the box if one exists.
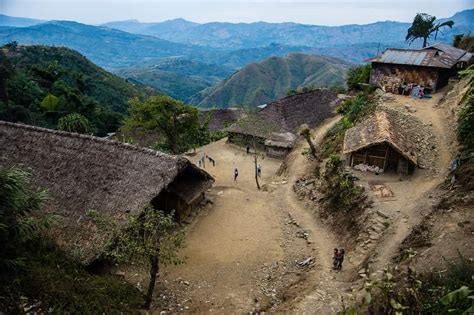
[264,132,297,148]
[200,108,243,132]
[0,121,213,264]
[227,89,341,138]
[343,111,419,165]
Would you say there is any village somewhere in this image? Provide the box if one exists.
[0,10,473,314]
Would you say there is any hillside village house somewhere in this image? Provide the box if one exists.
[343,111,419,175]
[226,89,342,159]
[368,43,472,93]
[0,121,214,264]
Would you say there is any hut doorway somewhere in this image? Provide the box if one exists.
[350,143,415,175]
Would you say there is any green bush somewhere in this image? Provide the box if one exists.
[457,82,474,157]
[346,64,371,91]
[58,113,93,134]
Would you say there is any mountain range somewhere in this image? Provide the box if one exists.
[0,10,472,107]
[102,10,474,49]
[190,53,351,107]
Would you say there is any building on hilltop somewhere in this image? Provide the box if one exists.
[368,43,472,93]
[226,89,341,159]
[343,111,419,175]
[0,121,214,264]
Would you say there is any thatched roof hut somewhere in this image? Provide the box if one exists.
[227,89,341,136]
[0,121,213,263]
[343,111,419,174]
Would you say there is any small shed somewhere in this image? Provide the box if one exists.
[343,111,418,175]
[368,44,472,93]
[264,132,297,158]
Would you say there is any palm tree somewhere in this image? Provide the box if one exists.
[406,13,454,48]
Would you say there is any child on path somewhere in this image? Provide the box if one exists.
[234,168,239,181]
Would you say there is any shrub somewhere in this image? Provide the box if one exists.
[346,64,371,91]
[58,113,92,134]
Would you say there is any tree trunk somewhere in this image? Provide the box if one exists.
[422,37,428,48]
[304,134,318,159]
[144,254,159,309]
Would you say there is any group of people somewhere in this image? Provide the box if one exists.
[233,164,261,181]
[332,248,345,271]
[398,82,428,99]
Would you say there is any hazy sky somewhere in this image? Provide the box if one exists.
[1,0,473,25]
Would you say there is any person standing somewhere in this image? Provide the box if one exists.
[336,249,345,271]
[246,145,250,154]
[234,168,239,181]
[257,164,262,177]
[332,248,339,270]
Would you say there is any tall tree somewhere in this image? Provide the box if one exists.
[406,13,454,48]
[124,96,202,154]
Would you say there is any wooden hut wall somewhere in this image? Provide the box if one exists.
[350,143,414,175]
[265,145,291,159]
[370,63,439,92]
[227,132,266,151]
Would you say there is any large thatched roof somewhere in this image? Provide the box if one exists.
[0,121,213,263]
[227,89,341,138]
[343,110,418,165]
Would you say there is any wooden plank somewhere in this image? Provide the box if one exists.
[383,147,389,171]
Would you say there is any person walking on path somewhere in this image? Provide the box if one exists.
[246,145,250,154]
[332,248,339,270]
[234,168,239,181]
[257,164,262,177]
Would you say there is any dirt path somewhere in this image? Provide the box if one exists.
[272,116,352,313]
[362,91,456,271]
[161,139,286,312]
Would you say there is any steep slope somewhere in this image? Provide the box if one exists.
[103,9,474,49]
[0,44,150,134]
[0,21,212,69]
[192,53,351,107]
[114,58,234,102]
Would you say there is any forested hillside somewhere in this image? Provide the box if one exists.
[192,53,351,107]
[0,44,150,135]
[114,58,234,102]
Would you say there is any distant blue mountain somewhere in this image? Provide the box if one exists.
[0,14,45,27]
[102,9,474,49]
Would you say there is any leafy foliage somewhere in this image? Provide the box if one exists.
[0,44,148,136]
[321,155,369,214]
[406,13,454,48]
[457,78,474,159]
[0,167,143,312]
[123,95,206,154]
[87,206,184,309]
[57,113,92,134]
[344,252,474,315]
[322,93,376,158]
[346,64,371,91]
[0,168,46,274]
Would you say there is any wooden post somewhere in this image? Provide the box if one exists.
[383,146,389,171]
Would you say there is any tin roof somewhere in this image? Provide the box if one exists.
[368,43,472,69]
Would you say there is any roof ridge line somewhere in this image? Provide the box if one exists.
[0,120,177,160]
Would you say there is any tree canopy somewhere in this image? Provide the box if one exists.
[406,13,454,48]
[124,95,207,154]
